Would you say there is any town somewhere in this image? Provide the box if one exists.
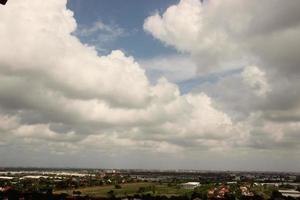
[0,168,299,200]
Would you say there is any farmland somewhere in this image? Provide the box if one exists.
[54,182,191,198]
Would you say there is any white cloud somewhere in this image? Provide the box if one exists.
[144,0,202,52]
[144,0,300,155]
[0,0,245,161]
[144,0,239,73]
[144,0,300,75]
[242,66,271,97]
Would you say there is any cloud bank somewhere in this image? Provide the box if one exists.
[0,0,299,170]
[144,0,300,163]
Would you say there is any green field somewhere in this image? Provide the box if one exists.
[54,182,191,198]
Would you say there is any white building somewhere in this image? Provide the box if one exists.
[0,176,14,180]
[181,182,201,189]
[279,190,300,198]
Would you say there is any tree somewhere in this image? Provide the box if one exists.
[115,184,122,189]
[73,190,82,196]
[151,185,156,194]
[138,187,146,193]
[107,190,116,199]
[271,190,282,199]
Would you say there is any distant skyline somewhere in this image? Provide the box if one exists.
[0,0,300,171]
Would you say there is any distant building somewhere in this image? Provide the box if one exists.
[261,182,280,187]
[20,175,48,179]
[289,175,297,181]
[181,182,201,189]
[0,176,14,180]
[227,181,237,184]
[279,190,300,198]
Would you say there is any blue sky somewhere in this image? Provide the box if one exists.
[66,0,245,93]
[67,0,179,59]
[67,0,209,93]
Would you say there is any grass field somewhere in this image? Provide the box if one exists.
[54,182,191,198]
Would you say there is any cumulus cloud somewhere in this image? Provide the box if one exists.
[144,0,300,159]
[144,0,202,53]
[144,0,300,74]
[144,0,239,73]
[0,0,246,166]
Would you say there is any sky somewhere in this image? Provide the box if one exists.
[0,0,300,171]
